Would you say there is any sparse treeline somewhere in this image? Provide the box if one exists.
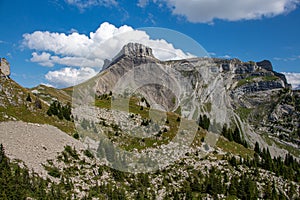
[199,115,249,148]
[226,142,300,183]
[1,141,299,199]
[47,100,72,121]
[170,166,260,199]
[249,142,300,182]
[0,144,71,199]
[198,114,210,130]
[222,124,248,148]
[225,144,300,199]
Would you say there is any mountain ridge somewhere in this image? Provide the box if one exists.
[90,43,299,159]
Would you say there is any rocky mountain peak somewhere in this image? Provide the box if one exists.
[102,43,156,71]
[120,42,154,58]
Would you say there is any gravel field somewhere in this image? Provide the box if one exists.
[0,121,85,177]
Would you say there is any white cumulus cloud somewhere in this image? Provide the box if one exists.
[282,72,300,89]
[144,0,299,23]
[30,52,53,67]
[23,22,195,87]
[23,22,193,66]
[45,67,98,88]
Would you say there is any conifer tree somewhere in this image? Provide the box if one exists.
[26,93,32,102]
[254,142,260,153]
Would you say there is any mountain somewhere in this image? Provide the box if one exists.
[1,45,300,199]
[85,43,299,158]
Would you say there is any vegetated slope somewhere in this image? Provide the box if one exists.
[1,130,299,199]
[0,76,75,133]
[30,84,72,105]
[0,143,78,199]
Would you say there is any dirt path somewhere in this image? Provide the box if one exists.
[0,121,85,177]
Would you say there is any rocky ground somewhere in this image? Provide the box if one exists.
[0,121,85,178]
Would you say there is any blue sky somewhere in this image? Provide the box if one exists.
[0,0,300,88]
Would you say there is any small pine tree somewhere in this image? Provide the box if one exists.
[254,142,260,153]
[222,124,228,138]
[264,181,273,199]
[26,93,32,102]
[73,132,79,139]
[233,127,242,144]
[228,130,233,141]
[199,114,210,130]
[47,109,52,116]
[57,111,63,120]
[229,156,237,167]
[62,103,71,121]
[229,176,238,196]
[272,181,279,200]
[0,144,5,163]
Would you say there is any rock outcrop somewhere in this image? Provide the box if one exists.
[256,60,273,71]
[0,57,10,77]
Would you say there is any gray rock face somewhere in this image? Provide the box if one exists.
[0,58,10,77]
[234,63,256,74]
[237,80,285,93]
